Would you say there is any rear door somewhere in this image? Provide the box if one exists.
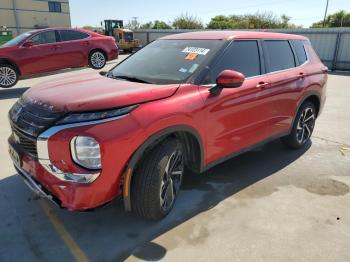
[262,40,303,136]
[199,40,274,165]
[19,30,61,74]
[56,30,91,68]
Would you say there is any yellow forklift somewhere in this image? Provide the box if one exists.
[104,20,141,52]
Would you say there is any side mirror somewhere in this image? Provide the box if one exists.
[209,70,245,95]
[23,40,33,48]
[216,70,245,88]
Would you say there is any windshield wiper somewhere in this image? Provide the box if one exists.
[109,74,152,84]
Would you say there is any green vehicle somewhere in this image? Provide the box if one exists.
[0,29,13,46]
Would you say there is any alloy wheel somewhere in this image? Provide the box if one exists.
[90,52,106,69]
[160,150,184,212]
[296,107,315,144]
[0,66,17,87]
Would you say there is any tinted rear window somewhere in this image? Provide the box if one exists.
[210,40,261,81]
[264,40,295,72]
[59,30,89,41]
[291,40,308,65]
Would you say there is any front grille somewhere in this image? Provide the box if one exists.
[9,98,65,158]
[12,125,38,157]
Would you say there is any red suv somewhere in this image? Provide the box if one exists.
[0,28,118,88]
[8,31,327,219]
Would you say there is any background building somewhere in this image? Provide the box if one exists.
[0,0,71,36]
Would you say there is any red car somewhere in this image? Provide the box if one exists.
[0,27,118,88]
[8,31,327,220]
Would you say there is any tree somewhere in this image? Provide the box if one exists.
[173,13,204,29]
[140,20,172,29]
[207,15,236,29]
[82,25,94,31]
[311,10,350,28]
[207,12,300,29]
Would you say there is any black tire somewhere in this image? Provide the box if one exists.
[131,138,185,220]
[88,50,106,69]
[281,101,316,149]
[0,64,19,88]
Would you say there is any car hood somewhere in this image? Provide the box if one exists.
[22,73,180,112]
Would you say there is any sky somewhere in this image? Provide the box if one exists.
[69,0,350,28]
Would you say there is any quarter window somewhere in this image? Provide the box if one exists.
[210,40,261,82]
[264,40,295,72]
[59,30,89,41]
[48,1,62,13]
[31,31,57,45]
[291,40,308,65]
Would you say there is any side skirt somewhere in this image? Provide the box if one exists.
[202,131,290,172]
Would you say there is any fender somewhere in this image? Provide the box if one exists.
[122,125,205,211]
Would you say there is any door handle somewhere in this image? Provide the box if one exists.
[52,45,61,50]
[256,82,270,89]
[298,72,305,79]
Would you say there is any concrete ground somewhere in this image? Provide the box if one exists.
[0,60,349,262]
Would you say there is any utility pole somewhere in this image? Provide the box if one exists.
[322,0,329,28]
[131,17,139,29]
[12,0,20,35]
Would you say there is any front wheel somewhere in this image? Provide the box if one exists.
[89,50,106,69]
[281,101,316,149]
[0,64,19,88]
[131,138,184,220]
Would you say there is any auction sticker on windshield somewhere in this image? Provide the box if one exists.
[182,47,210,55]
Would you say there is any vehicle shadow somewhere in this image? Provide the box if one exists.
[0,140,311,262]
[0,87,29,100]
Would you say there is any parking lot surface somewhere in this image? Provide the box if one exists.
[0,60,349,261]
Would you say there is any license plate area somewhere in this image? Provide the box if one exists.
[9,144,22,167]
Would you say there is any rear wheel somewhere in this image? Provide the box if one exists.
[131,138,184,220]
[0,64,19,88]
[281,101,316,149]
[89,50,106,69]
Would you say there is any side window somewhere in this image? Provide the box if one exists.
[210,40,261,82]
[31,31,57,45]
[59,30,89,41]
[264,40,295,72]
[291,40,308,65]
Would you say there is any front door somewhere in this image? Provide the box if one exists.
[19,30,61,75]
[199,40,275,166]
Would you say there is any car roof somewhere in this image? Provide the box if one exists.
[26,27,102,37]
[161,31,307,40]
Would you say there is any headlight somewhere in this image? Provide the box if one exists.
[71,136,101,170]
[56,105,138,125]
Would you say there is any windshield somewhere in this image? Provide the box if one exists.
[1,32,32,47]
[110,39,223,84]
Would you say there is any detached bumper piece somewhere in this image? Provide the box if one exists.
[14,164,61,207]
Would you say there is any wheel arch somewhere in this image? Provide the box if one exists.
[122,125,205,211]
[0,58,21,76]
[290,91,321,133]
[89,48,107,59]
